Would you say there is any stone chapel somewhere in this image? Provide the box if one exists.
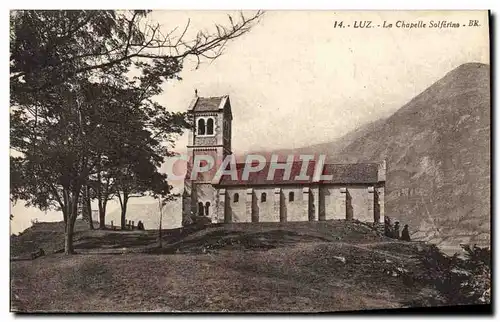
[181,95,386,225]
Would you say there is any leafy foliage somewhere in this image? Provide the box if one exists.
[10,10,263,105]
[411,244,491,306]
[460,244,491,304]
[10,10,262,254]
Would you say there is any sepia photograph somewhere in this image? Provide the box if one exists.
[9,9,491,313]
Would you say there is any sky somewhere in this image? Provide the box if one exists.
[10,10,490,234]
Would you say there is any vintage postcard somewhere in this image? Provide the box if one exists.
[10,10,491,313]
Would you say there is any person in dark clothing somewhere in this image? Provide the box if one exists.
[137,220,145,231]
[394,221,400,239]
[401,224,411,241]
[384,216,392,238]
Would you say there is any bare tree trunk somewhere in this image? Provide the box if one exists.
[64,219,75,255]
[84,185,94,230]
[120,194,129,230]
[98,203,105,229]
[158,197,163,247]
[97,177,111,230]
[96,163,106,229]
[64,189,80,255]
[98,195,110,229]
[120,205,127,230]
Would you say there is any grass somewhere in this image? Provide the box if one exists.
[10,220,435,312]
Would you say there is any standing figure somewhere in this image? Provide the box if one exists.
[401,224,411,241]
[384,216,392,238]
[394,221,400,239]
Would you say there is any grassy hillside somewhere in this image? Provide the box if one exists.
[286,63,490,247]
[11,219,389,258]
[10,220,96,257]
[11,221,437,312]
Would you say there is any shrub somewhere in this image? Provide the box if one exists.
[411,244,491,306]
[460,245,491,304]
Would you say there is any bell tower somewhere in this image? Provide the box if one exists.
[182,93,233,224]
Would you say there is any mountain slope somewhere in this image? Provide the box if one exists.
[288,63,490,247]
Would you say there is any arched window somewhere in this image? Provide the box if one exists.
[206,118,214,135]
[261,192,267,203]
[205,201,211,217]
[198,202,204,216]
[197,118,206,135]
[234,193,239,203]
[289,191,295,202]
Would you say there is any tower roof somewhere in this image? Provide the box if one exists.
[188,95,229,112]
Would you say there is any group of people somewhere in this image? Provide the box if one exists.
[384,216,411,241]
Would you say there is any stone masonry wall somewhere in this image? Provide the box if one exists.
[253,187,277,222]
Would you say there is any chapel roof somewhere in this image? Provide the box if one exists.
[215,161,381,186]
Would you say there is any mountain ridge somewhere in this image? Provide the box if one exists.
[289,62,490,246]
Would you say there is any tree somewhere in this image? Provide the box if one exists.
[88,68,188,230]
[11,79,96,254]
[10,10,261,254]
[115,161,166,230]
[112,96,187,229]
[10,10,264,105]
[10,78,173,251]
